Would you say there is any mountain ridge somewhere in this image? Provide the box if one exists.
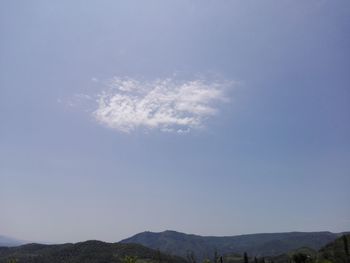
[1,231,349,263]
[120,230,347,261]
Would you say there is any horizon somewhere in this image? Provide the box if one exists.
[1,1,349,245]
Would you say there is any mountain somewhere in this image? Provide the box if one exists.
[120,230,344,261]
[0,236,26,247]
[0,240,187,263]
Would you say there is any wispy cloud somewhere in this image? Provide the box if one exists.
[57,77,231,134]
[92,76,232,133]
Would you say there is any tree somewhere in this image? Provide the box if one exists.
[122,255,138,263]
[292,253,308,263]
[213,250,219,263]
[156,249,162,263]
[254,257,258,263]
[343,235,349,256]
[244,252,249,263]
[187,250,196,263]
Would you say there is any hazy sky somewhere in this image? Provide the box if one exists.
[1,0,349,243]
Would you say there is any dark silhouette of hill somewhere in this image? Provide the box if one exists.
[0,240,187,263]
[120,230,344,261]
[317,234,350,263]
[256,234,350,263]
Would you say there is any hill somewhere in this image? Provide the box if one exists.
[260,247,318,263]
[0,240,187,263]
[239,234,350,263]
[120,230,343,261]
[317,234,350,263]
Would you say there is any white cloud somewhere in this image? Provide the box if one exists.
[92,76,232,133]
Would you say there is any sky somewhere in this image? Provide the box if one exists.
[0,0,349,244]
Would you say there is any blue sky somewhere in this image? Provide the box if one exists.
[0,0,349,243]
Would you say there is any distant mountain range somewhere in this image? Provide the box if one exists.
[120,230,346,261]
[0,235,26,247]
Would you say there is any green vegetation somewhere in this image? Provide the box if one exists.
[216,235,350,263]
[255,234,349,263]
[122,255,138,263]
[317,235,350,263]
[0,241,187,263]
